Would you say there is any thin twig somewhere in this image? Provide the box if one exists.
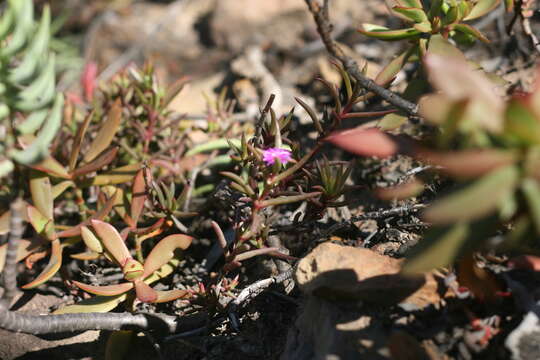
[1,198,25,309]
[304,0,418,116]
[229,268,294,310]
[320,203,426,239]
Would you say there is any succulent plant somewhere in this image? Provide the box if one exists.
[326,53,540,273]
[71,220,192,304]
[0,0,63,176]
[358,0,501,89]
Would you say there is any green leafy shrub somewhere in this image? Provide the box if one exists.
[0,0,63,176]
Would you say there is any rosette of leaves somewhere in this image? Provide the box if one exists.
[358,0,500,87]
[0,0,64,176]
[70,220,192,304]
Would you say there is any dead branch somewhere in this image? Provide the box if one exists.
[304,0,419,116]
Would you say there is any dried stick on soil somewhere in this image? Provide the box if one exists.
[1,198,25,308]
[321,203,427,239]
[227,269,294,330]
[0,310,181,335]
[304,0,419,116]
[230,269,294,310]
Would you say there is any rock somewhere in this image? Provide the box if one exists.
[209,0,375,52]
[86,0,217,80]
[506,311,540,360]
[295,242,442,308]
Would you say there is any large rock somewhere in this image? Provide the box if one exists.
[295,242,442,308]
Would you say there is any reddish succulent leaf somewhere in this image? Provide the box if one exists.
[56,191,118,238]
[376,178,424,200]
[72,280,133,296]
[72,146,119,178]
[325,127,398,158]
[132,218,165,236]
[91,220,131,266]
[0,210,9,235]
[0,238,43,272]
[22,239,62,289]
[130,168,149,225]
[234,247,281,262]
[32,156,71,179]
[69,110,93,171]
[423,165,519,224]
[415,148,518,179]
[423,54,503,132]
[143,234,193,278]
[25,250,48,269]
[154,289,189,303]
[81,62,98,102]
[508,255,540,271]
[134,280,158,303]
[456,253,502,303]
[83,98,122,163]
[29,171,53,220]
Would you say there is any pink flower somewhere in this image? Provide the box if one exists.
[263,148,292,165]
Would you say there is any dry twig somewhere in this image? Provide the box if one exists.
[304,0,418,116]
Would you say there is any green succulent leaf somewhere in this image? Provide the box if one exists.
[521,179,540,235]
[422,165,519,224]
[81,226,103,253]
[392,6,429,23]
[395,0,423,8]
[358,24,421,40]
[53,293,127,314]
[91,220,131,266]
[403,223,469,274]
[83,99,122,163]
[505,98,540,145]
[29,171,53,221]
[142,234,193,278]
[21,238,62,289]
[464,0,501,20]
[453,23,490,43]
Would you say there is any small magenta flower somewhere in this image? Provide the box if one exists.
[263,148,292,165]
